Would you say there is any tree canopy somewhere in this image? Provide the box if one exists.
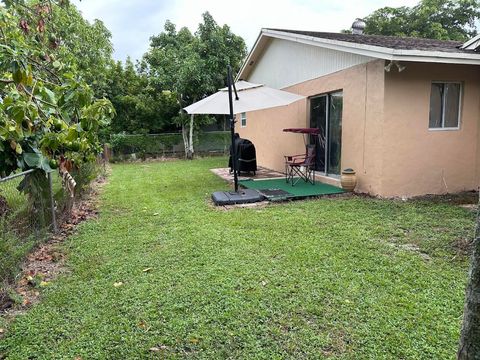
[43,2,114,96]
[142,12,247,108]
[0,0,115,177]
[363,0,480,41]
[140,12,247,157]
[0,3,247,165]
[105,58,179,135]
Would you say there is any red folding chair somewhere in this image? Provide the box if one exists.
[284,145,316,185]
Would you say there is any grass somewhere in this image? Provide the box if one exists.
[0,157,475,359]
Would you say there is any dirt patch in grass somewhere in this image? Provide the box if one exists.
[413,191,478,205]
[215,201,271,210]
[322,329,350,356]
[0,175,106,323]
[394,243,432,261]
[452,237,474,257]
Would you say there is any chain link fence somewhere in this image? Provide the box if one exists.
[109,131,230,161]
[0,170,63,286]
[0,161,103,289]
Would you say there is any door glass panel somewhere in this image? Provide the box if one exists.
[309,96,327,172]
[328,92,343,175]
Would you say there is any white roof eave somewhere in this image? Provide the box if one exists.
[238,29,480,79]
[460,34,480,50]
[236,31,265,81]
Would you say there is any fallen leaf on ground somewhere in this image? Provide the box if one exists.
[113,282,123,287]
[153,213,159,216]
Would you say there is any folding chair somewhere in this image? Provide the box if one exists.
[284,145,316,185]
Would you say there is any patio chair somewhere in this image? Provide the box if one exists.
[284,145,316,185]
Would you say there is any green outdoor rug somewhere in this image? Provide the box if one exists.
[239,178,345,200]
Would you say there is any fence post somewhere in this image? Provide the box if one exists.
[47,171,58,234]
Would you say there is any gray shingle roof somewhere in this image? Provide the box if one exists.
[267,29,471,54]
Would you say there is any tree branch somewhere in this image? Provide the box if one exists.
[28,56,62,84]
[20,83,56,108]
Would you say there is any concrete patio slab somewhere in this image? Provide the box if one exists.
[210,167,284,182]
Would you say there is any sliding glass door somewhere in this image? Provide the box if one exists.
[309,96,327,173]
[309,91,343,176]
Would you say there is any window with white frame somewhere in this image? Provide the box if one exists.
[429,82,462,129]
[241,112,247,127]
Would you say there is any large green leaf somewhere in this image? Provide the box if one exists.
[23,152,52,172]
[41,87,57,105]
[23,152,42,167]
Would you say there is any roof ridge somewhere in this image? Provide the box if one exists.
[263,28,467,53]
[266,28,463,44]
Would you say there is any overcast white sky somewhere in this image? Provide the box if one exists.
[72,0,420,62]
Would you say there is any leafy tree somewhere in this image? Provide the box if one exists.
[104,58,179,136]
[141,12,247,159]
[0,0,115,178]
[45,2,113,96]
[363,0,480,41]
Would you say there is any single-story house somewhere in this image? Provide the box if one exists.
[236,25,480,197]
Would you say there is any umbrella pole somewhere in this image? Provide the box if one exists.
[227,65,239,192]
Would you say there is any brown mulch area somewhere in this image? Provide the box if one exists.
[0,196,9,218]
[412,190,478,205]
[0,175,107,321]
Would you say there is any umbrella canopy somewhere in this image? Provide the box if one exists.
[184,81,305,115]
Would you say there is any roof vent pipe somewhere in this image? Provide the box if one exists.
[351,18,366,35]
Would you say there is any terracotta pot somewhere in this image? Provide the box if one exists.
[341,168,357,192]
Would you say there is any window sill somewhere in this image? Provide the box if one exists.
[428,127,460,131]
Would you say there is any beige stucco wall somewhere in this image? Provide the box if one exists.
[382,62,480,197]
[239,59,386,195]
[239,60,480,197]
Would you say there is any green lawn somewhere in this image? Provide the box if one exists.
[0,158,475,359]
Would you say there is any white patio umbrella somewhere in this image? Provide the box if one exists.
[183,66,304,203]
[184,81,304,115]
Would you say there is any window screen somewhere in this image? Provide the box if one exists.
[429,82,461,129]
[444,83,460,128]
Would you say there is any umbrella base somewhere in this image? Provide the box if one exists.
[211,189,264,206]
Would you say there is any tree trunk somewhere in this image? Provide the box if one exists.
[458,199,480,359]
[181,124,188,157]
[186,114,194,160]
